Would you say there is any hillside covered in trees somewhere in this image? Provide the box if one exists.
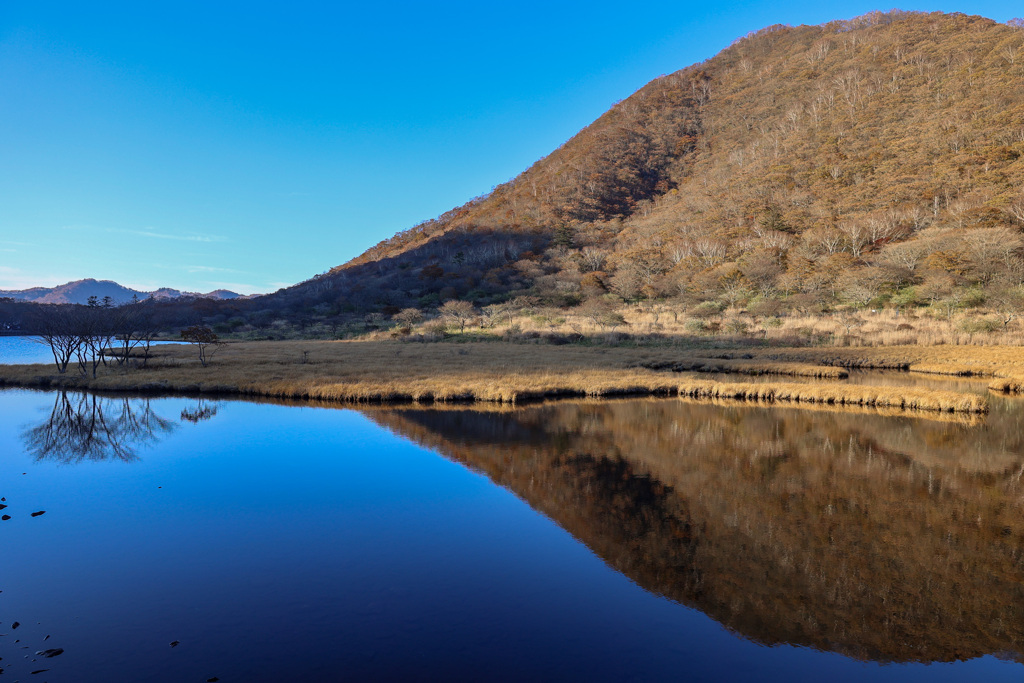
[241,10,1024,337]
[8,10,1024,342]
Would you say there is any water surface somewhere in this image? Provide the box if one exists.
[2,388,1023,681]
[0,336,58,364]
[0,335,184,366]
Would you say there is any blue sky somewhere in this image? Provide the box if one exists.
[1,1,1021,294]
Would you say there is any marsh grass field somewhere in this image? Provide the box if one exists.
[1,338,1019,413]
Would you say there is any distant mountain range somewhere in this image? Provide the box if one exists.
[0,279,247,305]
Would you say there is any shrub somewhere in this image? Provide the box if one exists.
[423,321,447,338]
[543,333,572,345]
[748,296,782,317]
[962,288,987,309]
[724,318,750,335]
[601,331,630,345]
[690,301,725,319]
[959,318,1001,335]
[684,319,709,334]
[600,312,627,328]
[890,287,922,309]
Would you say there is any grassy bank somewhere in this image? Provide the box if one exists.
[637,358,849,378]
[678,379,988,413]
[0,339,1008,413]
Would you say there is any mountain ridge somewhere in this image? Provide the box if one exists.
[0,279,245,306]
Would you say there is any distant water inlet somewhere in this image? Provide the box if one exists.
[0,335,184,366]
[0,335,58,364]
[1,388,1024,681]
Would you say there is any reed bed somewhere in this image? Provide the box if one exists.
[989,375,1024,394]
[639,358,847,378]
[889,362,1024,395]
[0,339,1003,408]
[908,363,991,376]
[677,379,988,414]
[746,346,1024,380]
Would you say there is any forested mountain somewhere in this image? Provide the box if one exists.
[260,10,1024,328]
[0,279,242,305]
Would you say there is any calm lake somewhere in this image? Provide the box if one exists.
[2,380,1024,681]
[0,336,63,365]
[0,336,186,366]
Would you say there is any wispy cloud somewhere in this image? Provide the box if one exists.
[107,227,229,243]
[0,266,70,290]
[185,265,246,274]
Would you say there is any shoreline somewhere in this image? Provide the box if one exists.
[0,339,1015,414]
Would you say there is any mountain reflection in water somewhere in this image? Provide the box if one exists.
[363,398,1024,665]
[21,392,218,463]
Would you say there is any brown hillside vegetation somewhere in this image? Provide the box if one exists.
[255,11,1024,340]
[363,399,1024,662]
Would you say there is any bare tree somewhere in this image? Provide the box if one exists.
[108,302,157,367]
[438,300,476,333]
[30,306,80,373]
[392,308,424,328]
[180,325,221,367]
[485,296,536,328]
[838,221,870,258]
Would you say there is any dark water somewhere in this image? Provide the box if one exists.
[2,387,1024,681]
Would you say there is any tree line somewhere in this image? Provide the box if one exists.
[31,299,161,377]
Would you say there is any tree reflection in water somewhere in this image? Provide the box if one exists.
[21,392,204,464]
[180,399,218,424]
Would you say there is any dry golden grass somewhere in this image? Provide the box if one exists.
[468,306,1024,348]
[638,358,847,378]
[677,379,988,413]
[990,376,1024,394]
[904,363,1024,395]
[736,345,1024,382]
[0,341,681,404]
[908,363,990,376]
[0,338,997,412]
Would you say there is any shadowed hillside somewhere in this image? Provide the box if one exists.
[363,398,1024,663]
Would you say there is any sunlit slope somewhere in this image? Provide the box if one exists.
[272,11,1024,314]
